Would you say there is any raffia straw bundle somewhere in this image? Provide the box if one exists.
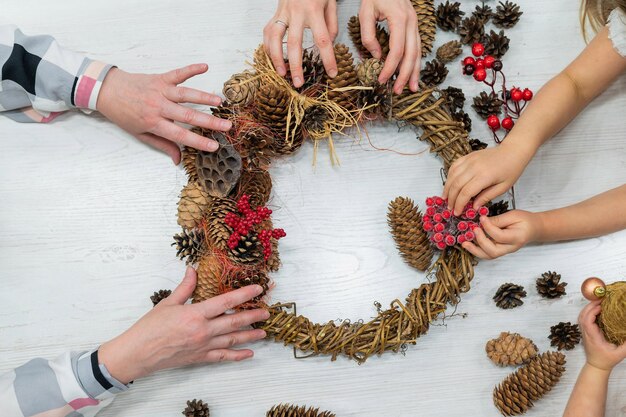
[598,281,626,345]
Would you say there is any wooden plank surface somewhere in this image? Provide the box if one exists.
[1,1,625,416]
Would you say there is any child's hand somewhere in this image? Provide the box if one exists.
[461,210,541,259]
[579,301,626,371]
[443,145,532,216]
[98,267,268,384]
[97,64,231,164]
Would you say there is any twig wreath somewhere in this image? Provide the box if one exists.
[174,0,479,364]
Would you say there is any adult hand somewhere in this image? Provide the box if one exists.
[461,210,542,259]
[97,65,232,164]
[99,267,268,384]
[359,0,420,94]
[264,0,338,88]
[579,301,626,371]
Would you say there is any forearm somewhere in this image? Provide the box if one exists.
[563,363,610,417]
[535,184,626,242]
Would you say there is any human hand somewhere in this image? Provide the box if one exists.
[443,145,532,216]
[99,267,268,384]
[579,301,626,371]
[264,0,338,88]
[461,210,542,259]
[359,0,421,93]
[97,65,232,164]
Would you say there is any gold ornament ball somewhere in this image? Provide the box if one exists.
[581,277,606,301]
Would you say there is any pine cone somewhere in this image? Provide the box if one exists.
[436,40,463,63]
[326,44,358,110]
[301,49,326,89]
[356,58,384,87]
[239,130,275,170]
[172,228,206,264]
[150,289,171,306]
[488,200,510,216]
[493,351,566,416]
[183,399,210,417]
[347,16,390,59]
[494,283,527,309]
[181,145,199,182]
[472,3,493,23]
[266,404,335,417]
[411,0,437,56]
[193,253,224,303]
[206,197,237,250]
[222,71,259,107]
[469,138,488,151]
[549,322,581,351]
[178,181,211,230]
[358,84,392,118]
[458,16,485,45]
[486,332,538,367]
[483,30,510,59]
[493,1,523,29]
[229,269,270,302]
[273,131,304,155]
[211,103,237,122]
[237,169,272,207]
[302,104,329,137]
[266,236,281,272]
[421,59,448,86]
[442,86,465,113]
[452,110,472,133]
[255,84,291,134]
[196,133,242,198]
[436,1,465,31]
[536,271,567,299]
[229,233,264,265]
[472,91,503,119]
[388,197,434,271]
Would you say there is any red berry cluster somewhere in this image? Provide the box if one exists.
[225,194,286,261]
[423,196,488,250]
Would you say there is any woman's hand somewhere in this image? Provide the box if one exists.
[461,210,542,259]
[264,0,339,88]
[97,65,232,164]
[99,267,268,384]
[359,0,421,93]
[579,301,626,372]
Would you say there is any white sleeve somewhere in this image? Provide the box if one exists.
[608,8,626,57]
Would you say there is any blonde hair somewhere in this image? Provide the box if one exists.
[580,0,626,39]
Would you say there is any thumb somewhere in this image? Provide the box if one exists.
[165,266,197,305]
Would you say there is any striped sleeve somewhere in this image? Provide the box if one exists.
[0,25,114,123]
[0,349,129,417]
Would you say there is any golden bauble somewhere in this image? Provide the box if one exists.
[581,277,606,301]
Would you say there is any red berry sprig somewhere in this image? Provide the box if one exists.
[225,194,286,261]
[423,196,488,250]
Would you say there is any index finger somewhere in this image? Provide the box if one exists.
[162,63,209,85]
[198,285,264,318]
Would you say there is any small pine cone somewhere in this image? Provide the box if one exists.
[181,145,199,182]
[469,138,488,151]
[536,271,568,299]
[229,233,264,266]
[326,44,358,110]
[472,3,493,23]
[388,197,434,271]
[442,86,465,113]
[229,269,270,302]
[301,49,326,89]
[206,197,237,250]
[272,130,304,156]
[347,16,390,59]
[486,332,538,367]
[411,0,437,56]
[150,289,171,306]
[493,351,566,416]
[472,91,503,119]
[436,1,465,31]
[266,237,281,272]
[183,399,210,417]
[358,84,392,118]
[494,283,527,309]
[458,16,485,45]
[493,1,523,29]
[255,84,290,134]
[266,404,336,417]
[211,103,237,122]
[222,71,259,107]
[196,133,242,198]
[239,130,275,170]
[483,30,510,59]
[549,322,581,351]
[436,40,463,63]
[452,110,472,133]
[193,253,224,303]
[302,104,330,138]
[172,228,206,264]
[356,58,384,87]
[178,181,211,230]
[421,59,448,86]
[237,169,272,207]
[488,200,510,216]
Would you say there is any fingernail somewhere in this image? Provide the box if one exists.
[212,96,222,106]
[255,285,264,295]
[411,81,419,91]
[372,50,381,59]
[293,76,302,86]
[258,329,267,338]
[278,66,286,76]
[207,140,219,152]
[328,69,338,78]
[221,120,232,130]
[262,310,270,320]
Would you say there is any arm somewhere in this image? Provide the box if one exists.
[444,26,626,216]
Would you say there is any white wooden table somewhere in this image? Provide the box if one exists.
[1,1,625,416]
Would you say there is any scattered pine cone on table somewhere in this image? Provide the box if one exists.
[150,289,171,306]
[347,16,390,59]
[483,30,510,59]
[421,59,448,86]
[193,253,224,303]
[486,332,538,367]
[488,200,510,216]
[196,133,242,198]
[436,40,463,63]
[494,283,527,309]
[222,70,259,107]
[177,181,211,230]
[411,0,437,56]
[172,228,206,264]
[493,351,566,416]
[442,86,465,113]
[206,197,238,250]
[549,322,581,351]
[435,1,465,31]
[469,138,488,151]
[473,91,503,119]
[472,3,493,23]
[458,16,485,45]
[493,1,523,29]
[387,197,434,271]
[181,145,199,182]
[536,271,567,299]
[326,44,359,110]
[452,110,472,133]
[183,399,210,417]
[266,404,335,417]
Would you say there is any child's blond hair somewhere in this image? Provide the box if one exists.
[581,0,626,39]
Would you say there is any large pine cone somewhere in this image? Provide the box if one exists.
[183,399,210,417]
[483,30,510,59]
[493,351,566,416]
[206,197,237,249]
[421,59,448,86]
[255,84,290,134]
[458,16,485,45]
[181,145,199,182]
[193,253,224,303]
[196,133,242,198]
[486,332,538,367]
[436,1,465,31]
[388,197,433,271]
[172,228,206,264]
[493,1,523,29]
[178,181,211,230]
[536,271,567,299]
[411,0,437,56]
[493,283,527,309]
[436,40,463,63]
[237,169,272,207]
[266,404,335,417]
[222,71,259,106]
[472,91,503,119]
[326,44,358,110]
[549,322,581,351]
[347,16,390,59]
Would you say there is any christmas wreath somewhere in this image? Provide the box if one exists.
[174,0,481,364]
